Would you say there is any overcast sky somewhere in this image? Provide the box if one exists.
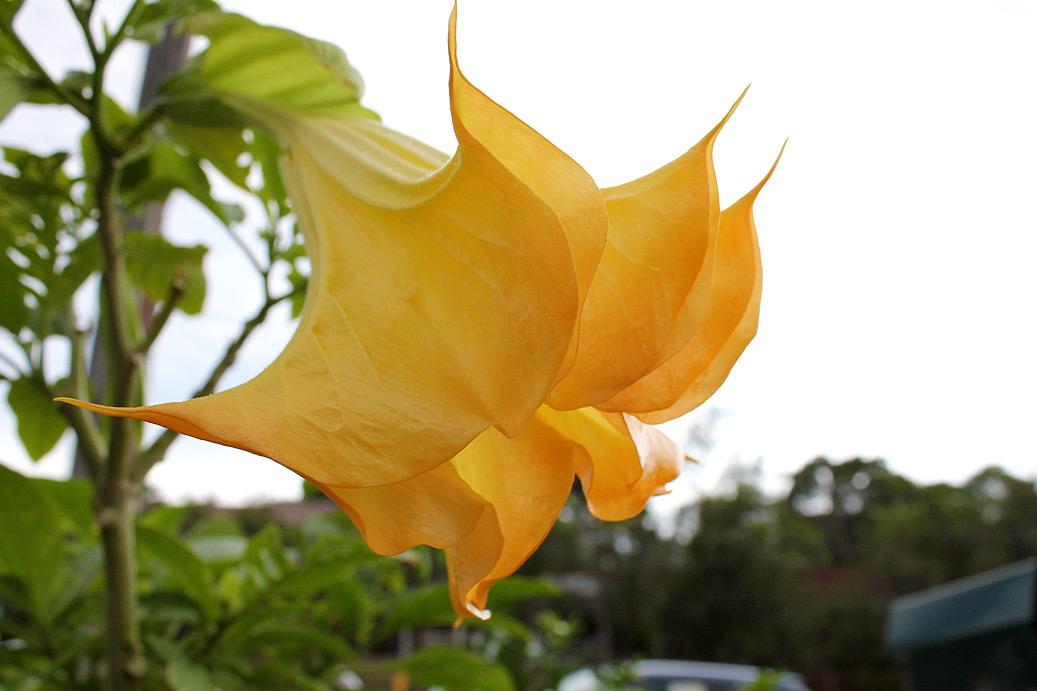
[2,0,1035,511]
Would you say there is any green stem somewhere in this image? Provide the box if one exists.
[139,276,185,353]
[66,325,107,477]
[93,94,145,691]
[97,482,145,687]
[0,19,90,115]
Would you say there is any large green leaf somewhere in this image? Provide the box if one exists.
[137,524,217,618]
[404,647,516,691]
[124,233,207,314]
[123,0,219,44]
[161,11,378,128]
[7,377,67,460]
[0,464,68,627]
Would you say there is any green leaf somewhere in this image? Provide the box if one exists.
[404,647,516,691]
[471,611,532,641]
[31,477,93,539]
[123,0,219,44]
[7,377,67,459]
[185,512,242,537]
[0,251,28,332]
[140,591,206,626]
[374,583,456,641]
[139,504,190,534]
[166,654,217,691]
[270,558,352,598]
[167,122,250,189]
[229,620,354,660]
[122,141,241,223]
[0,464,68,626]
[137,524,217,618]
[98,94,134,139]
[485,576,560,611]
[187,534,247,563]
[0,66,24,121]
[287,267,308,319]
[250,129,287,212]
[124,233,207,314]
[232,524,289,603]
[0,0,26,25]
[161,11,378,129]
[46,232,101,307]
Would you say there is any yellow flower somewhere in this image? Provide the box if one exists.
[60,8,781,618]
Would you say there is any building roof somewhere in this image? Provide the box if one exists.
[886,558,1037,652]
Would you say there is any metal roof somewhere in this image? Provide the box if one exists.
[886,558,1037,652]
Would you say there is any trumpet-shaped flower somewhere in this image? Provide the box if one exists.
[59,8,780,618]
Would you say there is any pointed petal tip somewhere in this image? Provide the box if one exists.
[710,84,751,139]
[746,138,787,201]
[53,396,127,418]
[447,2,459,70]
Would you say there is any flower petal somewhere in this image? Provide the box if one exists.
[548,90,746,410]
[445,6,607,378]
[58,12,607,489]
[602,143,784,423]
[538,406,683,522]
[318,415,577,619]
[449,417,578,613]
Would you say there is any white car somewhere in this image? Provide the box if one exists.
[558,659,811,691]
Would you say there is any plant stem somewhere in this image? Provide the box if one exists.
[93,93,146,691]
[66,325,107,478]
[97,479,144,688]
[139,277,185,353]
[0,19,91,116]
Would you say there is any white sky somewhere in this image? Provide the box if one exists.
[2,0,1036,509]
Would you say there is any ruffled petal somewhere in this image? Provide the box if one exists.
[538,406,683,522]
[449,416,578,614]
[548,90,746,410]
[318,415,577,619]
[602,144,784,423]
[58,12,606,489]
[311,402,682,619]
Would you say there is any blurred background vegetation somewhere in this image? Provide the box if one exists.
[3,456,1036,689]
[2,1,1037,690]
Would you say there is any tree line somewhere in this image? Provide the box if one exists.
[520,457,1037,690]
